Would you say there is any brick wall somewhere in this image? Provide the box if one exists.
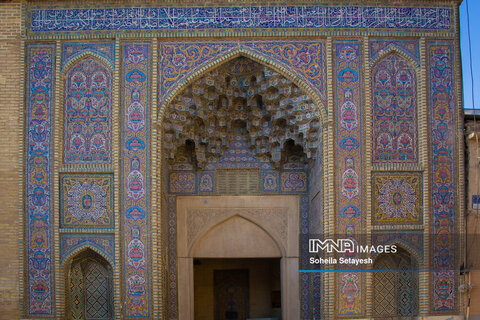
[0,1,22,319]
[466,120,480,317]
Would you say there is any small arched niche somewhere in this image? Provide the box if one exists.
[66,249,113,320]
[372,246,419,318]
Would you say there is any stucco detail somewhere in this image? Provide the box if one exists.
[186,207,288,249]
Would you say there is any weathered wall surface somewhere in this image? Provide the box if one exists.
[466,119,480,318]
[0,1,22,319]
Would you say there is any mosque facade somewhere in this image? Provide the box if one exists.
[0,0,466,319]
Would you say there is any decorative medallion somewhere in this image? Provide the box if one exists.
[372,172,422,225]
[198,172,215,193]
[169,172,196,194]
[262,171,279,193]
[60,174,113,228]
[281,171,307,193]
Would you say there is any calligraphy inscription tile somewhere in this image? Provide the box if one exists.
[31,6,452,32]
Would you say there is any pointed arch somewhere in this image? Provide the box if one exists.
[62,244,115,268]
[64,248,113,320]
[371,45,420,70]
[63,50,114,73]
[158,46,327,124]
[372,246,419,318]
[372,240,423,265]
[188,214,285,258]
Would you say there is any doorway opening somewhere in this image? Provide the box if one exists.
[194,258,281,320]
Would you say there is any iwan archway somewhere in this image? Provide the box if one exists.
[159,54,324,319]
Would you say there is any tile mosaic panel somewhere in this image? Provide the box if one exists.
[159,42,236,99]
[160,41,325,110]
[167,136,308,195]
[30,6,452,32]
[169,169,308,195]
[372,172,422,225]
[64,57,112,164]
[280,171,307,193]
[308,148,323,197]
[169,172,196,194]
[198,172,215,193]
[300,195,322,319]
[312,273,322,318]
[300,195,311,319]
[25,43,55,316]
[310,192,322,234]
[334,41,363,316]
[69,262,84,319]
[372,53,418,163]
[370,40,420,63]
[261,171,279,193]
[60,174,114,228]
[122,42,151,318]
[243,41,325,101]
[62,42,114,68]
[60,234,114,265]
[427,42,457,313]
[167,196,178,319]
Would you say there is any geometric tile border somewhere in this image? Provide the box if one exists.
[427,41,457,313]
[122,42,151,318]
[334,40,364,316]
[25,43,55,316]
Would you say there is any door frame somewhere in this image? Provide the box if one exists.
[176,195,300,320]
